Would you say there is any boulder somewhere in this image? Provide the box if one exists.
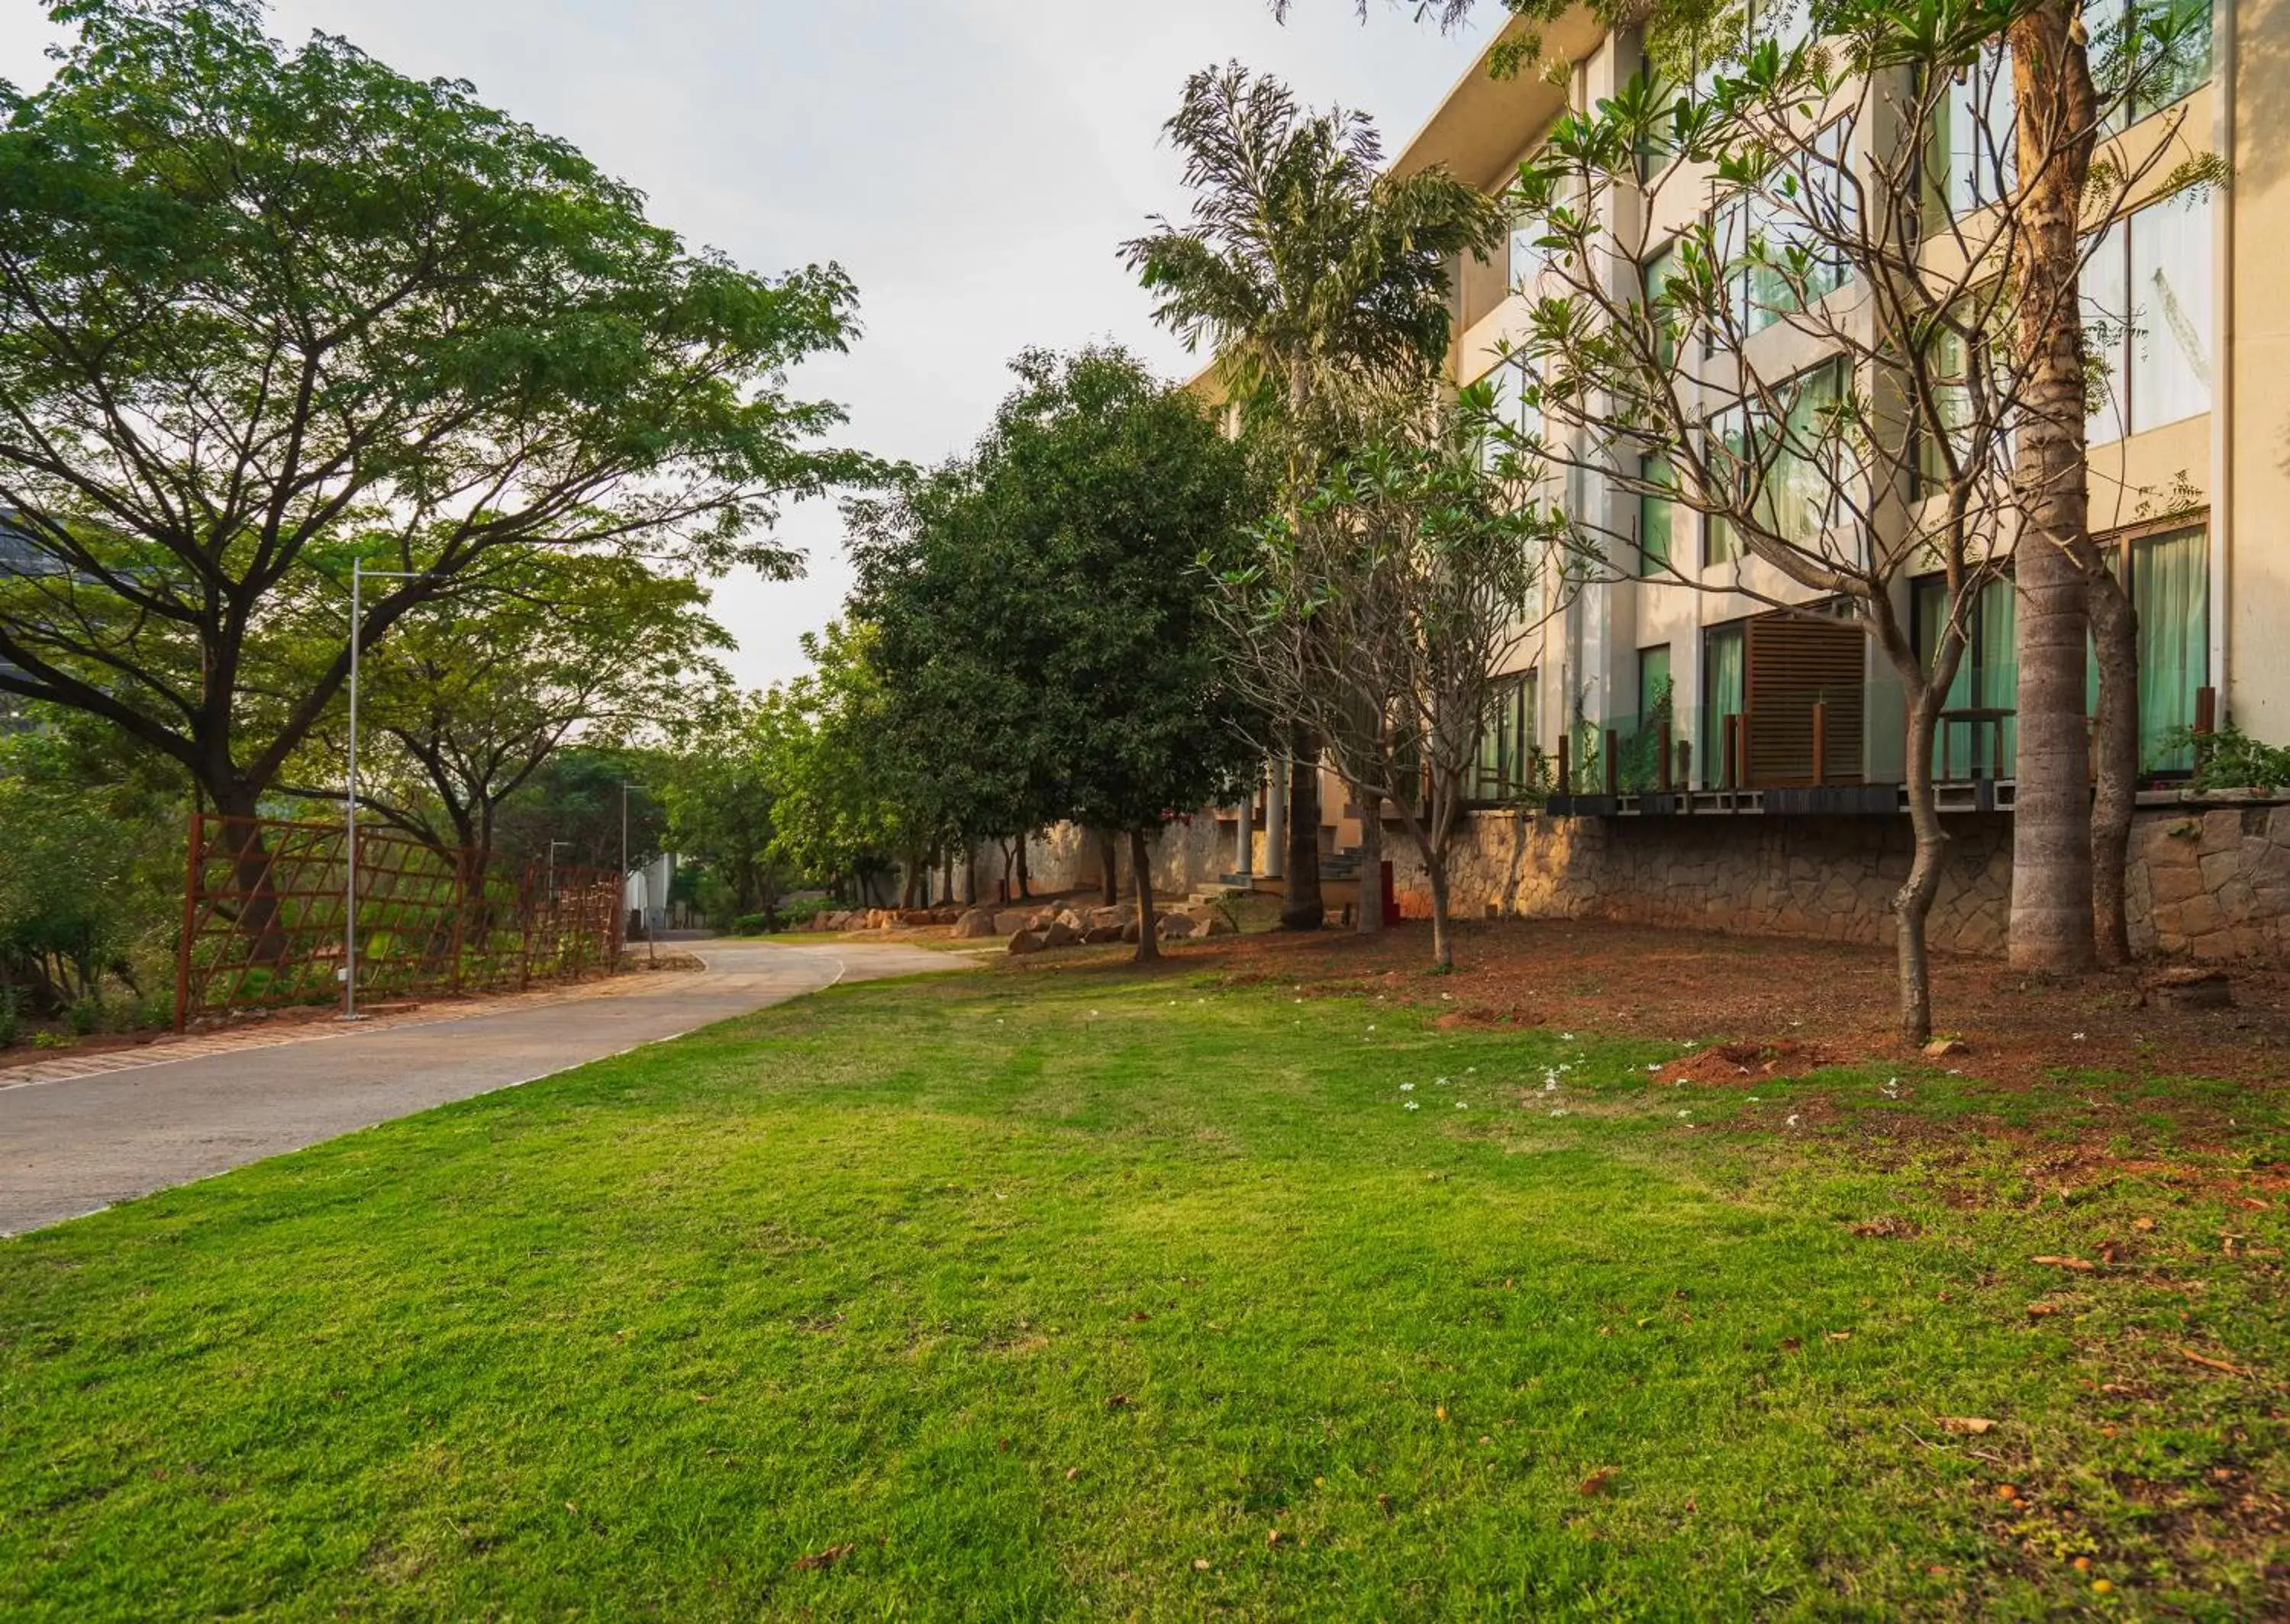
[2143,966,2234,1010]
[1921,1036,1971,1059]
[1043,920,1081,949]
[1197,911,1237,937]
[993,910,1034,935]
[953,908,1000,939]
[1083,923,1126,945]
[1056,909,1086,933]
[1121,919,1142,943]
[1087,907,1127,931]
[898,908,935,928]
[1007,929,1047,956]
[1160,914,1200,940]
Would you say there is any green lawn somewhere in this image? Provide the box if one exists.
[3,965,2285,1619]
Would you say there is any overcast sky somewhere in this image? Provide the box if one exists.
[0,1,1492,688]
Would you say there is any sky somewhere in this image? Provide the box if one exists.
[0,0,1495,688]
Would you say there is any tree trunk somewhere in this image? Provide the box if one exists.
[2088,570,2140,964]
[1353,791,1384,933]
[1130,826,1159,965]
[214,787,292,968]
[1015,838,1031,901]
[1098,829,1120,905]
[1895,695,1952,1046]
[1426,852,1455,972]
[1282,727,1324,930]
[2005,0,2099,973]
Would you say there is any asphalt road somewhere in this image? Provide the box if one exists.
[0,939,970,1237]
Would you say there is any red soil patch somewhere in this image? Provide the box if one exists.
[1191,916,2290,1092]
[1659,1038,1847,1086]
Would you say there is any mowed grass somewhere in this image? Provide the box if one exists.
[2,965,2285,1620]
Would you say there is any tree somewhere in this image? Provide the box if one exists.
[754,622,925,907]
[1124,64,1506,931]
[0,1,866,887]
[489,745,665,878]
[1224,384,1550,968]
[295,549,731,875]
[981,348,1263,962]
[662,692,783,927]
[1493,0,2201,1041]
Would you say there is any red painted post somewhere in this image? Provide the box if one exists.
[174,808,202,1033]
[1659,717,1673,793]
[1811,700,1827,787]
[1556,733,1572,797]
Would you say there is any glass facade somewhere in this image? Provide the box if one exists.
[1639,455,1675,576]
[1702,622,1747,788]
[1472,671,1540,803]
[2082,188,2215,444]
[2129,525,2209,772]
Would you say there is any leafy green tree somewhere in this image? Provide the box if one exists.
[1124,65,1505,930]
[866,346,1260,962]
[295,549,731,875]
[1228,385,1550,969]
[753,622,923,906]
[489,745,666,879]
[0,0,866,838]
[662,692,785,927]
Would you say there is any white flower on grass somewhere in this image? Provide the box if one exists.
[1646,1062,1663,1073]
[1677,1108,1691,1118]
[1436,1076,1451,1087]
[1747,1096,1760,1103]
[1559,1033,1576,1042]
[1785,1113,1801,1128]
[1405,1100,1421,1111]
[1366,1025,1377,1033]
[1456,1101,1469,1110]
[1401,1082,1415,1092]
[1548,1107,1569,1117]
[1467,1066,1477,1074]
[2072,1032,2088,1042]
[1542,1079,1559,1094]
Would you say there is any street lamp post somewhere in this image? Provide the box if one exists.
[621,780,655,965]
[344,560,441,1021]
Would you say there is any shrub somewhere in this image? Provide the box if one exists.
[0,987,20,1049]
[2167,723,2290,793]
[66,997,102,1036]
[729,913,771,936]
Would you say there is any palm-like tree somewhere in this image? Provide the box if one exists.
[1124,63,1503,930]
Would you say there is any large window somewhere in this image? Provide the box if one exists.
[1511,213,1547,299]
[1704,359,1850,561]
[1712,121,1852,340]
[1472,671,1540,803]
[2083,188,2214,443]
[1641,240,1682,369]
[1638,454,1676,576]
[2087,0,2214,127]
[1925,47,2016,221]
[2124,524,2209,772]
[1701,622,1747,788]
[1638,644,1673,730]
[1913,574,2018,778]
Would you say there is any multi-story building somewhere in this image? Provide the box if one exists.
[1169,2,2290,959]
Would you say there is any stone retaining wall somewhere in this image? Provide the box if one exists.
[966,815,1234,906]
[1381,800,2290,963]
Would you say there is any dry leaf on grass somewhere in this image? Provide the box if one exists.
[2179,1346,2250,1378]
[2132,1216,2156,1232]
[792,1543,853,1572]
[2027,1303,2060,1318]
[1578,1467,1618,1497]
[2034,1255,2097,1271]
[1937,1416,1998,1436]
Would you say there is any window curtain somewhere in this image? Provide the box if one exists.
[1703,625,1746,788]
[2135,527,2208,771]
[1640,456,1674,575]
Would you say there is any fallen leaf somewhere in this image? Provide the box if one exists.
[2033,1255,2096,1271]
[2132,1216,2156,1232]
[1065,1467,1080,1481]
[1105,1394,1132,1411]
[1996,1484,2021,1502]
[2233,1196,2272,1210]
[693,1394,715,1403]
[1578,1467,1617,1497]
[1192,1558,1211,1571]
[1265,1529,1283,1548]
[1780,1336,1802,1352]
[2179,1346,2250,1378]
[1937,1416,1998,1436]
[792,1543,854,1572]
[1434,1405,1447,1422]
[1376,1492,1393,1518]
[1825,1330,1853,1342]
[2027,1303,2060,1318]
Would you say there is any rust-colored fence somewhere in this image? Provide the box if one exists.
[175,813,623,1027]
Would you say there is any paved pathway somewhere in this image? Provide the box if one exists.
[0,940,972,1237]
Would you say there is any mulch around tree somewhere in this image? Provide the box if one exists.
[1191,916,2290,1092]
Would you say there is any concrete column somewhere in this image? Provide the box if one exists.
[1234,778,1255,880]
[1263,756,1288,879]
